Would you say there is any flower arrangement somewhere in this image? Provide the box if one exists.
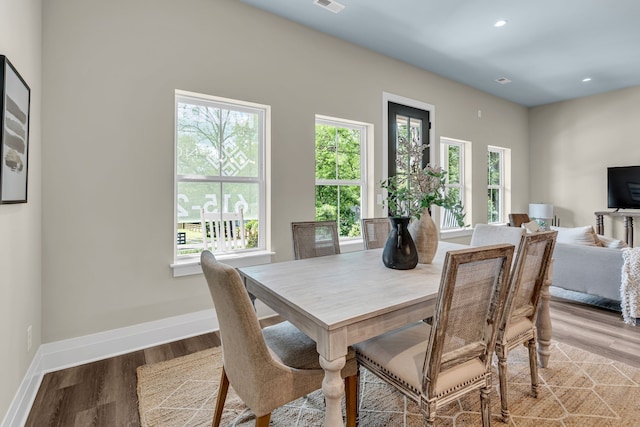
[381,141,465,227]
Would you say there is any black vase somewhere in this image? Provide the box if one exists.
[382,216,418,270]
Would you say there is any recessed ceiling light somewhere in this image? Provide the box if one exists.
[495,77,512,84]
[494,20,508,27]
[582,77,592,82]
[313,0,345,14]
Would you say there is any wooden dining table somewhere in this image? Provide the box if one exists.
[237,242,554,427]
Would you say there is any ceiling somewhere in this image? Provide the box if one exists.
[240,0,640,107]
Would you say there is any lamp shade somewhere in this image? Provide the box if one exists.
[529,203,554,219]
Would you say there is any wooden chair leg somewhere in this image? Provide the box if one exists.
[424,400,437,427]
[480,386,491,427]
[344,375,357,427]
[528,338,539,398]
[212,368,229,427]
[497,349,510,423]
[255,414,271,427]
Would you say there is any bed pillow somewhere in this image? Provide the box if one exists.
[550,225,602,246]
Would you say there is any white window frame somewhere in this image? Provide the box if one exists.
[439,137,469,233]
[315,115,372,245]
[488,146,505,224]
[171,90,271,277]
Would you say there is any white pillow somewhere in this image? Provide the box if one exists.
[596,234,628,249]
[550,225,601,246]
[521,220,541,233]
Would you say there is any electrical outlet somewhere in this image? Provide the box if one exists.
[27,325,32,352]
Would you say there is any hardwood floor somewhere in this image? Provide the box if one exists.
[549,297,640,368]
[24,300,640,426]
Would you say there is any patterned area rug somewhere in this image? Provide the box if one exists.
[137,341,640,426]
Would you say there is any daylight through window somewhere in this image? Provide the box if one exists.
[315,116,368,238]
[440,138,466,230]
[175,91,267,259]
[488,146,504,224]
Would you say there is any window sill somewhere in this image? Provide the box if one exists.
[440,227,473,240]
[171,250,275,277]
[339,238,365,253]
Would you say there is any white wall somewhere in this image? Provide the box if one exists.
[40,0,529,343]
[0,0,42,419]
[529,85,640,239]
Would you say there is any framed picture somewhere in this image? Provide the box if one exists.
[0,55,30,204]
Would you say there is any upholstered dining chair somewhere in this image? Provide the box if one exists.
[355,244,515,427]
[470,223,525,249]
[508,213,531,227]
[291,220,341,259]
[361,217,391,250]
[200,251,358,427]
[495,230,557,423]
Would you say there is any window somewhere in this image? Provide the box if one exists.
[487,146,504,224]
[175,91,268,261]
[315,116,369,238]
[440,138,466,230]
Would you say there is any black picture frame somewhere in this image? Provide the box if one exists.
[0,55,30,204]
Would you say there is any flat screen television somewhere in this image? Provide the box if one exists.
[607,166,640,209]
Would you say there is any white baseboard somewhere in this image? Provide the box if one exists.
[1,309,222,427]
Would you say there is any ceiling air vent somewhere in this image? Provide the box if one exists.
[313,0,345,14]
[495,77,512,84]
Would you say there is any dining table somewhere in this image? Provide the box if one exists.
[237,241,554,427]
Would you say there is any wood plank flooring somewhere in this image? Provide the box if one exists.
[24,299,640,426]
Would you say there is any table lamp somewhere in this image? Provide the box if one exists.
[529,203,554,230]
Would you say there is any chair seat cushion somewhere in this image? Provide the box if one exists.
[505,317,534,342]
[263,321,356,374]
[355,322,485,396]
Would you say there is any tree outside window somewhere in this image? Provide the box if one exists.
[315,117,367,238]
[175,92,266,257]
[441,139,465,229]
[488,147,504,224]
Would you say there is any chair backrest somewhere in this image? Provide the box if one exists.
[200,251,274,401]
[361,217,391,250]
[501,230,557,331]
[201,208,246,252]
[470,223,524,248]
[423,244,514,396]
[291,220,340,259]
[508,213,531,227]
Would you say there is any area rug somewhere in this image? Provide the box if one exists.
[137,342,640,426]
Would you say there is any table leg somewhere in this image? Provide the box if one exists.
[595,213,604,235]
[536,260,553,367]
[625,216,634,247]
[319,355,346,427]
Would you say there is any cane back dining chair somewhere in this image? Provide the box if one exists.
[200,251,358,427]
[291,220,341,259]
[495,230,557,422]
[361,217,391,250]
[354,244,515,427]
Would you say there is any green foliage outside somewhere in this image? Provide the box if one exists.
[315,124,362,237]
[488,150,502,223]
[176,101,262,254]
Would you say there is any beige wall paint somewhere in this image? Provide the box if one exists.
[41,0,528,342]
[0,0,42,418]
[529,85,640,239]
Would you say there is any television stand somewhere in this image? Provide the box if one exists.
[594,210,640,247]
